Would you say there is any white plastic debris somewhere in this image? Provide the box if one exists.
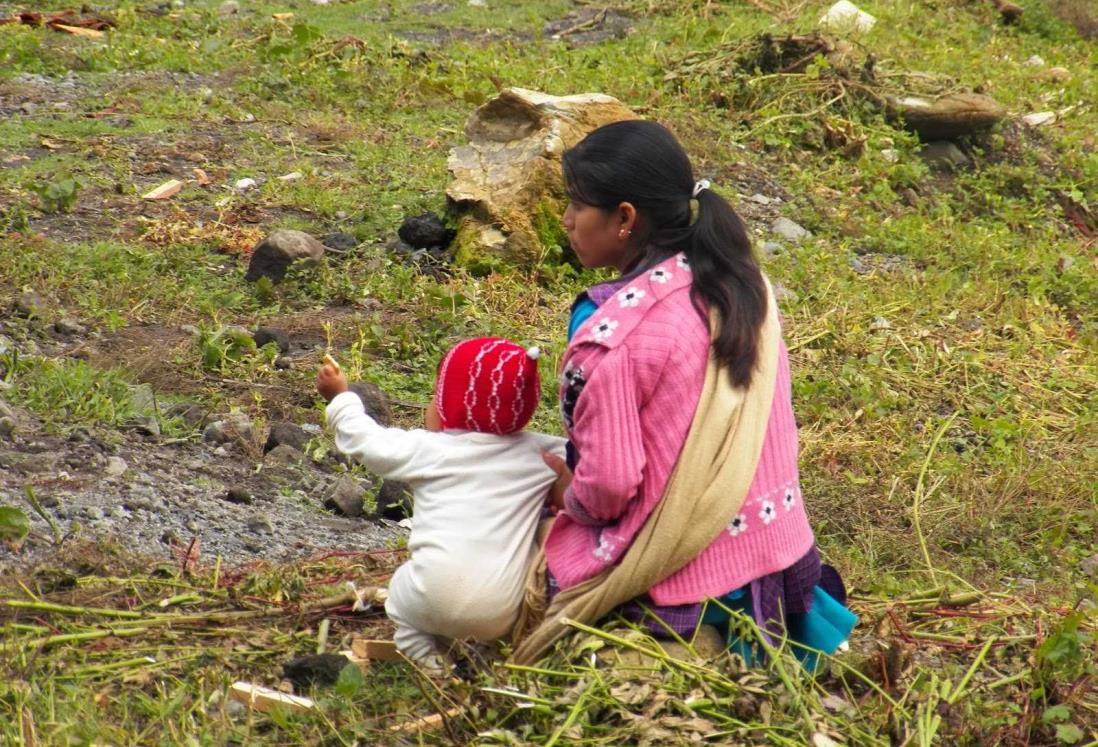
[1022,111,1056,127]
[819,0,877,33]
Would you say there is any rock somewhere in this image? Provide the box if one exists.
[13,291,47,319]
[264,422,311,454]
[1040,67,1072,82]
[84,506,106,521]
[54,318,87,336]
[234,177,257,191]
[265,443,306,465]
[0,417,15,440]
[224,487,254,505]
[920,141,969,171]
[900,187,920,207]
[203,412,254,446]
[748,193,772,205]
[894,93,1005,141]
[104,456,128,477]
[0,400,13,419]
[283,654,350,688]
[325,475,367,517]
[870,316,892,331]
[447,88,638,268]
[1081,553,1098,579]
[180,324,201,337]
[818,0,876,33]
[253,326,291,353]
[131,415,161,438]
[321,232,357,251]
[1023,55,1045,67]
[247,515,273,534]
[274,356,294,370]
[377,480,413,520]
[880,148,899,163]
[772,282,799,304]
[244,230,327,283]
[347,381,392,426]
[1022,111,1056,128]
[129,384,157,413]
[771,217,811,242]
[398,212,455,249]
[218,0,239,14]
[760,241,783,257]
[167,402,206,428]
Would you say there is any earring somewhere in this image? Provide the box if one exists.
[619,229,632,239]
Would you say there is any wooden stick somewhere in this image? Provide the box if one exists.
[351,638,401,662]
[229,682,315,713]
[387,707,462,733]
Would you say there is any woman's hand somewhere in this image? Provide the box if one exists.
[543,451,573,512]
[317,364,349,402]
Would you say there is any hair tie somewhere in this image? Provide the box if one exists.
[692,179,711,198]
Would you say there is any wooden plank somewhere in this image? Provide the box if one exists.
[339,650,371,674]
[229,682,315,713]
[141,179,184,200]
[388,707,462,733]
[350,638,401,662]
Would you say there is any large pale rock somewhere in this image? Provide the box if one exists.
[446,88,638,269]
[245,230,326,283]
[893,93,1006,141]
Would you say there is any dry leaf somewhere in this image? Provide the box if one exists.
[142,179,184,200]
[53,23,105,38]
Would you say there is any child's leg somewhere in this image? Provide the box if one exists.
[385,564,448,673]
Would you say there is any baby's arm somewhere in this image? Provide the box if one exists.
[325,392,436,481]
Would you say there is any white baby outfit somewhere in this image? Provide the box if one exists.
[325,391,566,664]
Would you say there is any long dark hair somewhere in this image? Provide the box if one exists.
[562,120,768,388]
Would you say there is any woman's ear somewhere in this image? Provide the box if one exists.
[618,202,637,234]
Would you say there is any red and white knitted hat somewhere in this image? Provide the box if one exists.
[434,337,541,434]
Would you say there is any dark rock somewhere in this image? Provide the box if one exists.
[397,212,454,249]
[247,515,273,534]
[377,480,413,521]
[252,325,292,353]
[244,230,326,283]
[325,475,367,517]
[224,487,254,505]
[321,232,358,251]
[274,356,294,370]
[283,653,351,688]
[253,326,291,353]
[167,402,206,428]
[347,382,391,426]
[13,291,47,319]
[54,318,87,336]
[203,413,254,445]
[920,141,969,171]
[130,415,161,438]
[264,443,306,467]
[264,421,311,454]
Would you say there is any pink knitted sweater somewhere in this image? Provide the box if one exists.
[545,253,816,606]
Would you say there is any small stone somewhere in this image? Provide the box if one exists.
[20,102,37,115]
[84,506,105,521]
[180,324,201,337]
[131,415,161,438]
[467,0,486,6]
[218,0,239,15]
[104,456,128,477]
[347,382,391,426]
[129,384,156,413]
[0,400,14,418]
[1080,553,1098,579]
[377,480,413,520]
[224,487,254,505]
[167,402,206,428]
[13,291,47,319]
[245,230,327,283]
[880,148,899,163]
[321,232,358,251]
[234,177,257,191]
[109,506,128,519]
[264,443,306,468]
[1041,66,1072,82]
[900,187,920,207]
[172,0,185,7]
[274,356,294,370]
[247,515,273,534]
[770,217,811,242]
[241,113,256,123]
[748,193,772,205]
[214,445,231,457]
[920,141,969,171]
[283,653,350,688]
[1023,54,1045,67]
[264,422,311,454]
[760,241,783,257]
[772,282,799,304]
[203,412,254,445]
[253,326,291,353]
[397,212,455,249]
[0,417,15,440]
[1022,111,1056,128]
[185,519,199,532]
[325,475,367,517]
[53,318,87,336]
[1057,255,1075,273]
[870,316,892,331]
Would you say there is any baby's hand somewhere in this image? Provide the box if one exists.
[317,363,349,403]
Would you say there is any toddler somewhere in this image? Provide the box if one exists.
[317,338,565,670]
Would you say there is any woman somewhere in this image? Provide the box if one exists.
[511,120,855,669]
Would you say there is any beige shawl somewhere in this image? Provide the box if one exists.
[511,280,781,664]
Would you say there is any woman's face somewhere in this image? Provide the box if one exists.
[562,200,631,271]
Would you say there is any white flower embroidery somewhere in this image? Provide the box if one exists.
[783,488,796,511]
[650,268,672,284]
[618,287,647,308]
[590,318,619,342]
[728,513,748,537]
[676,254,691,271]
[759,500,777,525]
[593,534,616,562]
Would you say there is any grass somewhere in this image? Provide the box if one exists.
[1,0,1096,743]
